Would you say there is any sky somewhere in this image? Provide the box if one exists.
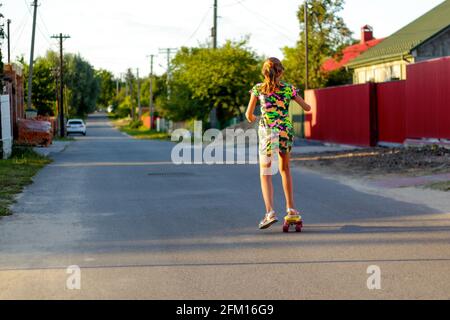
[1,0,446,77]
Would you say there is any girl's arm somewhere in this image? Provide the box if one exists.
[245,94,258,123]
[294,95,312,112]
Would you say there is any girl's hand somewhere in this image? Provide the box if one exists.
[294,95,312,112]
[246,94,258,123]
[303,103,312,112]
[246,113,257,123]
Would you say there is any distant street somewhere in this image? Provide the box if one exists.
[0,113,449,299]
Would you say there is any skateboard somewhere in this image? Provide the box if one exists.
[283,215,303,233]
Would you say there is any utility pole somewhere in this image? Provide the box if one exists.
[51,33,70,137]
[7,19,11,64]
[158,48,177,99]
[304,0,309,90]
[209,0,218,128]
[27,0,38,110]
[147,54,155,129]
[123,73,128,97]
[137,68,141,118]
[129,74,134,120]
[212,0,218,49]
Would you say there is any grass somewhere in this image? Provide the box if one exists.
[424,181,450,192]
[112,118,170,140]
[0,147,52,217]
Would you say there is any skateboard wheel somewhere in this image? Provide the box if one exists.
[283,223,289,233]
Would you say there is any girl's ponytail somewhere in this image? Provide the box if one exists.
[260,57,285,95]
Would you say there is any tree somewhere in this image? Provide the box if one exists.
[31,51,58,115]
[282,0,354,89]
[166,40,261,127]
[16,52,58,115]
[123,68,136,119]
[96,69,115,109]
[64,54,100,117]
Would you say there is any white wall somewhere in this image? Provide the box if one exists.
[1,95,13,159]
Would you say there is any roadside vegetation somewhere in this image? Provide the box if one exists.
[112,118,170,140]
[0,147,52,217]
[423,181,450,192]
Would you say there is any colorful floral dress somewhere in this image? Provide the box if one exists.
[250,81,298,157]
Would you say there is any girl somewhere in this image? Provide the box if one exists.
[246,57,312,230]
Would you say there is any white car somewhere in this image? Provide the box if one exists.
[67,119,87,136]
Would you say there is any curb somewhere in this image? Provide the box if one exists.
[33,140,73,157]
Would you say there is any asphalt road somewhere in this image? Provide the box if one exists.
[1,113,449,299]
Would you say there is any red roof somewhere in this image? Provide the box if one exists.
[322,38,384,72]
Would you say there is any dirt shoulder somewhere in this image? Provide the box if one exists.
[291,146,450,191]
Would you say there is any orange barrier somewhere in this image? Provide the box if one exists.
[17,119,53,147]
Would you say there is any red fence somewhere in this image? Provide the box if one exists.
[405,57,450,140]
[304,57,450,146]
[377,81,406,144]
[305,83,376,146]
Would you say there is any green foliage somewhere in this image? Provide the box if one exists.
[115,95,132,118]
[19,51,100,117]
[282,0,354,89]
[96,69,115,109]
[128,119,143,129]
[164,40,261,127]
[31,52,58,115]
[325,68,353,86]
[113,119,170,140]
[64,53,100,117]
[0,146,51,216]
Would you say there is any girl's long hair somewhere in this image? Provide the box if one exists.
[260,57,285,95]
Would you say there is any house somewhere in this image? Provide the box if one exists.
[3,63,25,139]
[322,25,384,72]
[347,0,450,84]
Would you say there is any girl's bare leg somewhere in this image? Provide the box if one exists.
[260,156,274,213]
[278,152,295,211]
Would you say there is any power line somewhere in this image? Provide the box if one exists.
[237,1,295,42]
[183,7,212,46]
[221,0,246,8]
[10,11,29,54]
[11,10,28,36]
[37,8,51,36]
[22,0,52,47]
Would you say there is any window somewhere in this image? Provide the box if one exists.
[357,71,366,83]
[391,65,401,80]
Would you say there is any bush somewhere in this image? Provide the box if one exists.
[115,96,132,119]
[129,119,143,129]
